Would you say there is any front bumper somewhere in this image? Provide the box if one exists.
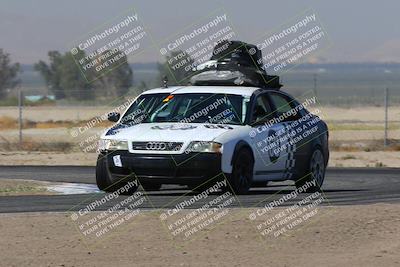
[101,151,222,185]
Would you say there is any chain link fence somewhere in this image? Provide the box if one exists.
[0,86,399,153]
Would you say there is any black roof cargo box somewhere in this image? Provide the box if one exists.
[190,40,282,89]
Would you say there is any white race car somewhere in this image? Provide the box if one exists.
[96,85,329,194]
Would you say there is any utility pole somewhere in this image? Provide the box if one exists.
[18,89,23,146]
[384,87,388,147]
[313,73,317,98]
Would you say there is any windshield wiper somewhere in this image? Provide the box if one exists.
[120,112,149,125]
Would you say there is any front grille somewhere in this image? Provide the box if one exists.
[131,141,183,151]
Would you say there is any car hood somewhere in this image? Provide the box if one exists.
[103,122,238,143]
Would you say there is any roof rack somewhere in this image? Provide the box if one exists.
[190,40,282,90]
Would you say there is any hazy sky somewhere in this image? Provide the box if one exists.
[1,0,399,64]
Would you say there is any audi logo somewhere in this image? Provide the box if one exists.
[146,142,167,150]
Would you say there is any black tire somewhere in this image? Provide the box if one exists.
[141,182,162,191]
[295,148,326,192]
[227,148,254,194]
[95,155,138,195]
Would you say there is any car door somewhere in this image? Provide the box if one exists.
[268,92,305,180]
[249,93,288,181]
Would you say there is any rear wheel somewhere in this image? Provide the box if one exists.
[227,149,254,194]
[95,155,138,195]
[295,148,325,192]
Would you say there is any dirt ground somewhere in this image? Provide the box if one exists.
[1,106,400,123]
[1,127,399,143]
[0,204,399,267]
[0,106,110,122]
[1,105,399,168]
[1,151,399,167]
[0,151,98,166]
[329,151,400,167]
[0,105,399,144]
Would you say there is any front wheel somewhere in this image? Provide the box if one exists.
[226,149,254,194]
[295,148,326,192]
[95,155,138,195]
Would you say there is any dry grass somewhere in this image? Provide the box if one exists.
[35,121,74,129]
[0,116,112,130]
[0,179,49,196]
[328,122,400,131]
[340,154,357,160]
[0,116,17,128]
[329,140,400,152]
[0,138,73,152]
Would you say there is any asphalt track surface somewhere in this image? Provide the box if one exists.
[0,166,399,213]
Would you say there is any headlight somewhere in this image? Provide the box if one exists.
[98,139,128,151]
[186,141,222,153]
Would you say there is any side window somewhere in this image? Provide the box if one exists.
[270,93,301,121]
[251,94,273,124]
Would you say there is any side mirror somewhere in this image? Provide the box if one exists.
[107,112,120,122]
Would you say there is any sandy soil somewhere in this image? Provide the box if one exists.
[0,127,104,143]
[322,106,400,122]
[0,204,399,266]
[330,130,400,141]
[1,127,399,144]
[0,151,98,166]
[0,106,110,122]
[329,151,400,167]
[1,151,399,167]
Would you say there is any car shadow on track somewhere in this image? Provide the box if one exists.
[138,188,367,197]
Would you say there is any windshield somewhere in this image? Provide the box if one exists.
[142,93,246,125]
[119,93,168,125]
